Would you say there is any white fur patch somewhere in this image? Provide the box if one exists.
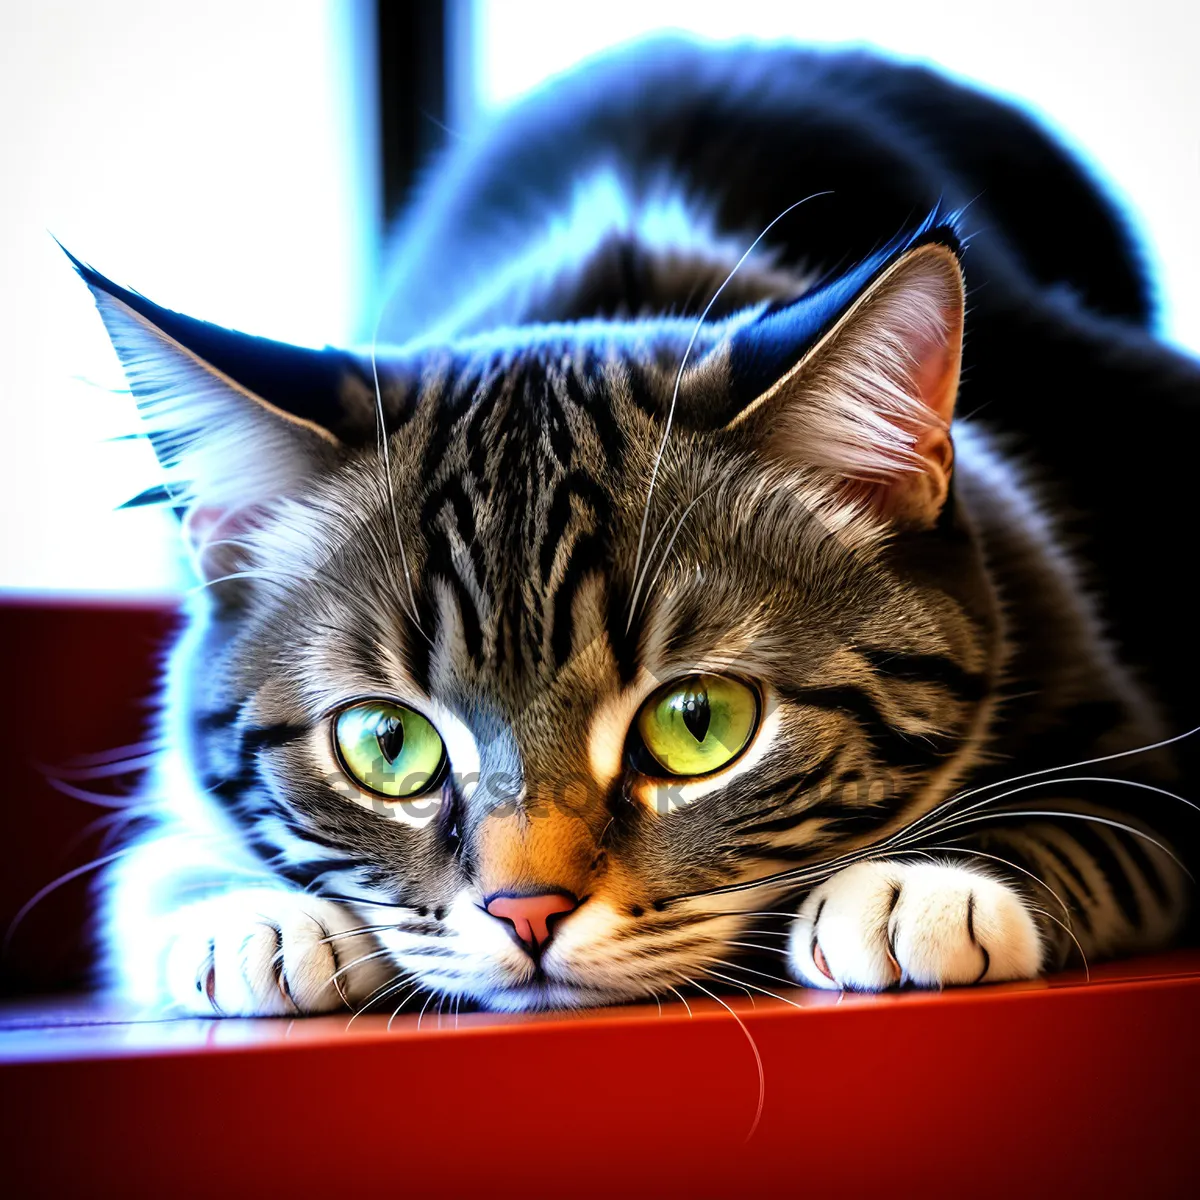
[158,888,392,1016]
[788,859,1044,990]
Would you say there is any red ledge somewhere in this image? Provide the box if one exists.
[2,953,1198,1197]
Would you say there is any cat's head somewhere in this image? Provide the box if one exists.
[77,219,998,1010]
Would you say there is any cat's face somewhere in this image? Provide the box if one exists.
[80,227,995,1009]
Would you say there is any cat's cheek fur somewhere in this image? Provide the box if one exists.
[160,890,388,1017]
[786,861,1044,991]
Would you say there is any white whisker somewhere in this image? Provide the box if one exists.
[924,810,1193,879]
[924,843,1075,924]
[665,984,693,1018]
[687,977,765,1143]
[630,485,716,627]
[624,501,679,627]
[627,191,833,624]
[725,940,788,956]
[347,970,413,1028]
[317,923,402,944]
[386,984,426,1031]
[416,989,437,1031]
[328,946,395,986]
[5,845,140,952]
[1027,905,1092,982]
[704,964,806,1010]
[369,327,426,641]
[896,774,1200,849]
[936,724,1200,810]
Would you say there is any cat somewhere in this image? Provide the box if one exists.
[74,37,1199,1015]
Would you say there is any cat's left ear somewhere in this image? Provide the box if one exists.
[726,231,965,527]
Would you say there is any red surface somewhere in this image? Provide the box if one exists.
[1,597,1198,1198]
[0,595,179,995]
[1,956,1198,1197]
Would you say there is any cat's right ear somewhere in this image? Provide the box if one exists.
[67,250,388,581]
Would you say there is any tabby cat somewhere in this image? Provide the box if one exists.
[79,39,1199,1015]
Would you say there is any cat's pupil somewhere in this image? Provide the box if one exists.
[680,686,711,743]
[375,713,405,763]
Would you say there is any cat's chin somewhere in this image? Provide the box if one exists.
[473,979,644,1013]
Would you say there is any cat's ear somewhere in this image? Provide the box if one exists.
[726,228,965,527]
[68,250,387,580]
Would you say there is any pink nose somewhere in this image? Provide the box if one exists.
[485,891,579,952]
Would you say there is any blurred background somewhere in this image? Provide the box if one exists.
[1,0,1197,596]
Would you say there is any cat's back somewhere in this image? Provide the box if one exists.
[383,37,1149,341]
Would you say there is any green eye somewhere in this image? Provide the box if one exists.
[634,675,759,777]
[334,701,447,799]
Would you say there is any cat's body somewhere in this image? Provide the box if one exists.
[83,40,1197,1014]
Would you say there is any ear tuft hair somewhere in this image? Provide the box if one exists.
[724,215,966,523]
[84,280,339,516]
[62,246,363,582]
[769,242,963,483]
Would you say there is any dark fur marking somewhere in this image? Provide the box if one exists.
[465,368,508,488]
[550,531,607,667]
[1109,824,1172,910]
[276,857,365,888]
[539,471,610,583]
[1063,823,1143,927]
[240,723,310,753]
[424,526,485,662]
[885,883,902,977]
[784,685,955,769]
[623,359,662,418]
[562,357,625,468]
[859,647,987,703]
[973,943,991,984]
[422,474,486,592]
[196,705,242,732]
[543,377,574,468]
[1012,837,1095,927]
[732,754,844,835]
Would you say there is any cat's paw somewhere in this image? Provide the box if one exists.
[786,860,1043,990]
[162,889,389,1016]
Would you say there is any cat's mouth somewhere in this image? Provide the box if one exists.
[461,944,684,1011]
[476,977,636,1012]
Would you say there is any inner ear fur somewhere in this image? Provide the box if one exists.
[737,242,966,527]
[87,287,343,582]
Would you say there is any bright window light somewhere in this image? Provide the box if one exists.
[0,0,377,595]
[464,0,1200,356]
[7,3,1193,595]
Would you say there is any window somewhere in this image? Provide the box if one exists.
[0,1,377,593]
[6,1,1195,593]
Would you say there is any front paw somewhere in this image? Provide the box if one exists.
[787,860,1043,991]
[162,889,391,1016]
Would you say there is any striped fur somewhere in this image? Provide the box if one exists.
[86,41,1194,1014]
